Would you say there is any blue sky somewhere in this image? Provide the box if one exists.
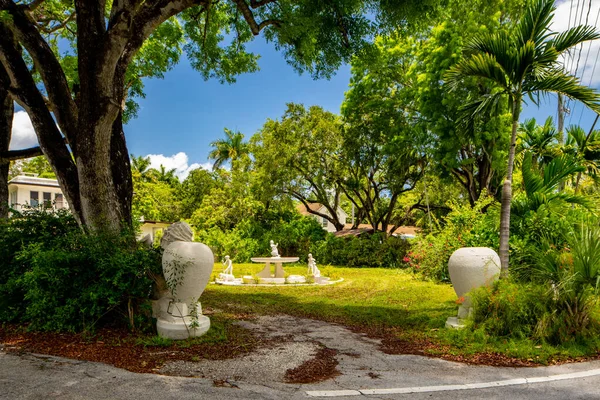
[10,0,600,178]
[124,36,352,174]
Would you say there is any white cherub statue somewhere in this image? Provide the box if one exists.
[222,255,233,275]
[270,240,280,258]
[307,253,321,278]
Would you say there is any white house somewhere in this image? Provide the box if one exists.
[138,218,171,244]
[8,174,169,243]
[296,203,348,233]
[8,174,67,211]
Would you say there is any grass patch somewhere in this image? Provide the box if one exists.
[206,264,456,330]
[204,264,600,363]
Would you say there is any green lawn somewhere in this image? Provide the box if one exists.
[205,264,457,331]
[201,264,600,364]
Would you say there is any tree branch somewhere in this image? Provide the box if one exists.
[23,0,44,11]
[0,0,78,144]
[37,12,76,34]
[249,0,277,8]
[232,0,281,35]
[0,145,43,162]
[0,23,81,219]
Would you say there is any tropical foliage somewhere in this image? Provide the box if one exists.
[445,0,600,275]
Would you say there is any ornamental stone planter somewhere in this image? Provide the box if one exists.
[153,222,214,340]
[446,247,501,329]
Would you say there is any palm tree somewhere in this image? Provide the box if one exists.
[208,128,249,170]
[512,151,589,217]
[518,117,559,169]
[131,154,152,181]
[156,164,178,185]
[445,0,600,276]
[563,122,600,193]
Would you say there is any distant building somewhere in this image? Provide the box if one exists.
[137,218,171,244]
[334,224,419,239]
[8,174,68,212]
[8,174,170,242]
[296,203,348,232]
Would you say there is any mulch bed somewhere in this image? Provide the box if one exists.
[285,347,340,383]
[3,316,600,378]
[0,322,259,374]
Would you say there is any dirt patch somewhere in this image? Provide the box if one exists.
[159,340,319,384]
[0,321,258,374]
[285,347,339,383]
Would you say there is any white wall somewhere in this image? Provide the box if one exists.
[9,184,68,211]
[313,206,347,233]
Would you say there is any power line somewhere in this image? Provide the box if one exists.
[577,5,600,125]
[567,0,593,125]
[564,0,582,119]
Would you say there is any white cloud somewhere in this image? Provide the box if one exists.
[145,152,212,180]
[10,111,39,150]
[553,0,600,86]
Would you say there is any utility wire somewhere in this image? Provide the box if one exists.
[577,5,600,125]
[567,0,592,125]
[564,0,581,120]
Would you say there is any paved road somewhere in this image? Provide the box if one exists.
[2,316,600,400]
[2,350,600,399]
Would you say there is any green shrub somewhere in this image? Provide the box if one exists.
[511,221,600,343]
[311,232,411,268]
[0,210,161,332]
[470,278,600,345]
[405,195,499,281]
[195,212,326,262]
[470,280,548,339]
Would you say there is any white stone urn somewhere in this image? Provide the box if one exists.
[154,222,214,339]
[446,247,500,328]
[162,241,214,309]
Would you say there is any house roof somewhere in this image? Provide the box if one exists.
[8,175,60,188]
[335,224,419,238]
[140,220,172,227]
[296,203,323,215]
[296,202,349,218]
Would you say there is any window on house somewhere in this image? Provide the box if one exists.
[322,217,328,228]
[55,193,64,209]
[43,192,52,209]
[10,191,17,206]
[30,191,39,207]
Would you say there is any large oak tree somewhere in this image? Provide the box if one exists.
[0,0,434,231]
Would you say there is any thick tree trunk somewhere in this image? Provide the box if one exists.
[499,97,521,278]
[76,119,124,232]
[110,112,133,229]
[0,74,12,219]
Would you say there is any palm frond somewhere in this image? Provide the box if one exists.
[456,92,506,128]
[526,71,600,114]
[550,25,600,54]
[513,40,537,84]
[467,31,515,76]
[515,0,555,47]
[445,53,509,91]
[521,152,544,196]
[542,154,584,189]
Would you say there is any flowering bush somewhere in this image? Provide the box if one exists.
[404,195,499,281]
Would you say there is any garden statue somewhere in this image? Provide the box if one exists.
[216,255,242,285]
[307,253,321,278]
[222,255,233,275]
[153,222,214,339]
[270,240,280,257]
[446,247,501,329]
